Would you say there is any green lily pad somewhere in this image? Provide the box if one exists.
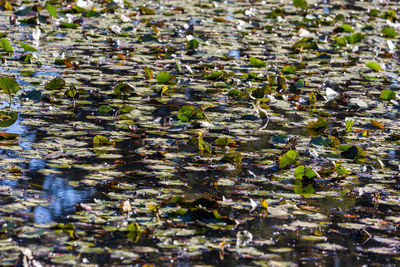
[0,38,13,54]
[19,42,37,52]
[366,62,382,72]
[177,105,205,122]
[278,150,299,169]
[293,0,308,9]
[0,111,18,127]
[307,117,328,130]
[382,27,397,38]
[249,57,266,68]
[0,77,19,95]
[379,90,396,101]
[45,77,65,90]
[155,72,174,84]
[45,2,58,18]
[294,166,318,179]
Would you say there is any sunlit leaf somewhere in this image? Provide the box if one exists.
[119,200,132,213]
[144,66,153,80]
[260,199,268,210]
[294,166,317,179]
[0,76,19,95]
[382,27,397,38]
[65,85,79,100]
[0,38,13,53]
[19,42,37,52]
[293,0,308,9]
[204,71,232,81]
[278,150,299,169]
[340,24,354,33]
[345,118,354,133]
[366,62,382,72]
[93,135,111,147]
[371,119,384,130]
[186,39,199,50]
[45,2,58,18]
[60,23,79,29]
[282,65,296,74]
[379,90,396,101]
[307,116,328,130]
[178,105,205,122]
[155,72,174,84]
[249,57,266,68]
[215,137,236,146]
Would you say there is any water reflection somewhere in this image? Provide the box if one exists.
[34,174,94,224]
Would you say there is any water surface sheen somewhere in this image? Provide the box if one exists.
[0,0,400,266]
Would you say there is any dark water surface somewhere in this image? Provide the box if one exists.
[1,0,400,266]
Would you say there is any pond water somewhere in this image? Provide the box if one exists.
[0,0,400,266]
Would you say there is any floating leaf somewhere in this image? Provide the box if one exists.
[177,105,205,122]
[220,151,242,164]
[294,166,318,180]
[65,85,79,100]
[249,57,266,68]
[193,136,211,154]
[204,71,232,81]
[371,119,384,130]
[340,24,354,33]
[278,150,299,169]
[155,72,174,84]
[139,34,159,42]
[292,37,317,50]
[340,145,366,159]
[366,62,382,72]
[0,38,13,53]
[45,2,58,18]
[127,222,141,232]
[335,164,348,176]
[19,42,37,52]
[345,118,354,133]
[113,83,134,96]
[309,136,332,146]
[119,200,132,213]
[93,135,111,147]
[379,90,396,101]
[260,199,268,210]
[382,27,397,38]
[98,105,112,113]
[282,65,296,74]
[139,6,155,15]
[277,75,287,90]
[347,33,364,44]
[307,116,328,130]
[0,77,19,95]
[60,23,79,29]
[0,132,18,140]
[186,39,199,50]
[45,77,65,90]
[144,67,153,80]
[160,85,168,95]
[215,137,236,147]
[0,111,17,127]
[293,0,308,9]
